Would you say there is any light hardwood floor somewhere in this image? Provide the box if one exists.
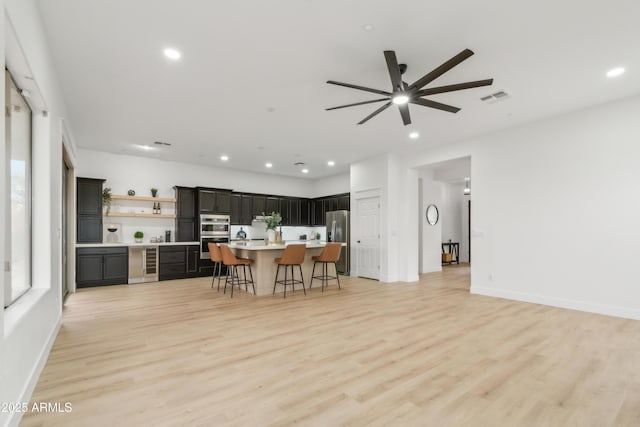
[21,265,640,426]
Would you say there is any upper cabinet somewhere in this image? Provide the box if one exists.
[197,188,232,214]
[230,193,253,225]
[77,177,105,243]
[175,186,196,241]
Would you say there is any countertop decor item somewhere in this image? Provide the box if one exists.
[134,231,144,243]
[150,188,158,197]
[127,189,135,196]
[265,212,282,230]
[102,187,112,215]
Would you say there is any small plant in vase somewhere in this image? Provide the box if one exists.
[265,212,282,242]
[134,231,144,243]
[102,187,112,215]
[150,188,158,197]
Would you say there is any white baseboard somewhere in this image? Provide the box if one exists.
[421,266,442,274]
[471,286,640,320]
[8,321,61,427]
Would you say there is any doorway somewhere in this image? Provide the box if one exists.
[62,145,74,304]
[355,196,380,280]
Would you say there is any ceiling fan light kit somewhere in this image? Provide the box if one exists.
[326,48,494,126]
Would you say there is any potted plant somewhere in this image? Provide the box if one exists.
[134,231,144,243]
[150,188,158,197]
[265,212,282,242]
[102,187,112,215]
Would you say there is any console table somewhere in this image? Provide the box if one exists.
[441,242,460,265]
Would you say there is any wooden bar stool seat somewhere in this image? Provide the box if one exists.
[310,243,342,292]
[207,243,226,291]
[219,244,255,298]
[273,244,306,298]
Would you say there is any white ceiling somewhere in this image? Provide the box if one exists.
[35,0,640,179]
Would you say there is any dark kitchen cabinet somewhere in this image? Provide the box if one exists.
[159,245,200,281]
[289,198,301,226]
[266,197,279,214]
[312,199,324,226]
[76,246,128,288]
[252,195,266,216]
[175,186,196,242]
[337,194,350,210]
[241,195,252,224]
[198,188,232,214]
[280,198,291,225]
[176,186,195,219]
[231,194,253,225]
[77,178,105,243]
[230,194,242,225]
[325,197,337,212]
[300,199,310,225]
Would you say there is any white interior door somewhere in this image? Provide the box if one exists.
[356,196,380,280]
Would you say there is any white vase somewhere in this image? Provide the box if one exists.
[267,229,276,243]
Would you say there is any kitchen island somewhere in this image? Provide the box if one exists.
[226,241,338,296]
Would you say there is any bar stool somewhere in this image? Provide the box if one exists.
[310,243,342,292]
[273,244,307,298]
[207,242,225,291]
[219,245,255,298]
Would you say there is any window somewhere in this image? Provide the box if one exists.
[4,70,32,307]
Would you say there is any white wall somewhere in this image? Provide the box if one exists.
[419,171,443,273]
[1,1,76,426]
[404,95,640,320]
[77,149,316,198]
[312,172,349,198]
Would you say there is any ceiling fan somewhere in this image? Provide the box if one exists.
[326,48,493,126]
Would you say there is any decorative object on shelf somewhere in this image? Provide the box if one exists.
[102,187,112,215]
[134,231,144,243]
[151,188,158,197]
[127,189,136,196]
[265,212,282,243]
[104,223,122,243]
[426,204,439,225]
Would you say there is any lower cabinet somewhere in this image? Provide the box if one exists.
[76,247,128,288]
[159,245,200,281]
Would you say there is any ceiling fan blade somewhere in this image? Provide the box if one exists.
[411,98,460,113]
[398,104,411,126]
[417,79,494,97]
[327,80,391,96]
[409,48,474,90]
[358,102,392,125]
[326,98,390,111]
[384,50,403,92]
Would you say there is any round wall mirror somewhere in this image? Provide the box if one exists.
[426,204,439,225]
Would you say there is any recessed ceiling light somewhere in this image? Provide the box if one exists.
[301,169,309,174]
[606,67,625,78]
[392,94,409,105]
[163,48,181,60]
[409,132,419,139]
[362,24,374,31]
[134,144,155,151]
[265,162,273,168]
[327,161,335,166]
[220,155,229,161]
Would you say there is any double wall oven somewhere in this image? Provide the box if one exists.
[200,214,230,259]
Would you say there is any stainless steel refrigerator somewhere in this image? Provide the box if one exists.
[326,210,350,274]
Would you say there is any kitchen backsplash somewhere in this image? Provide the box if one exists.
[230,225,325,241]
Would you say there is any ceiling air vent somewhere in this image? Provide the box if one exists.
[481,90,510,104]
[293,161,306,166]
[154,141,171,147]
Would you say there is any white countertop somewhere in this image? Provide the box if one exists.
[76,241,199,248]
[228,241,344,251]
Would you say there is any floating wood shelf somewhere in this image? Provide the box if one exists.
[105,213,176,219]
[110,195,176,203]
